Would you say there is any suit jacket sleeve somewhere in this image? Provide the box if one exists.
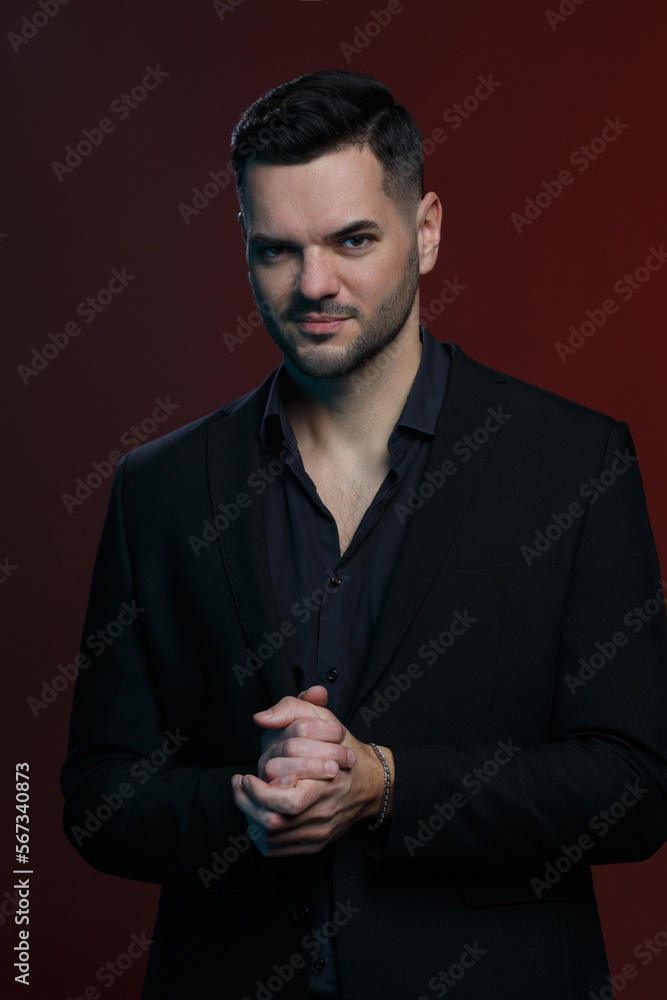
[60,454,261,891]
[367,418,667,872]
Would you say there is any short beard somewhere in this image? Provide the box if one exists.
[252,237,421,380]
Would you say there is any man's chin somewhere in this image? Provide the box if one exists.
[285,349,360,381]
[268,327,357,380]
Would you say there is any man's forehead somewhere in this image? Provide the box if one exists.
[243,145,393,231]
[244,145,384,201]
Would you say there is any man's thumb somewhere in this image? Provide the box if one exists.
[298,684,328,707]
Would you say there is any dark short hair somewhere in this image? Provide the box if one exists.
[230,69,424,226]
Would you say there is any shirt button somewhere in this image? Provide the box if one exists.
[329,574,343,587]
[326,669,338,683]
[313,958,326,972]
[293,907,310,922]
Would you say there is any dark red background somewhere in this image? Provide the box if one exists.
[2,0,667,996]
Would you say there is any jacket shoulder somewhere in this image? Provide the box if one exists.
[121,368,277,474]
[448,341,625,434]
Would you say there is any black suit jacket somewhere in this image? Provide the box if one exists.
[61,340,667,999]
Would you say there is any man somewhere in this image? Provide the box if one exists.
[61,70,667,999]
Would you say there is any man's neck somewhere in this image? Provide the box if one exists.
[282,320,423,463]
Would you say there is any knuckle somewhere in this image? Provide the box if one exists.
[323,800,337,820]
[293,790,309,813]
[264,811,283,832]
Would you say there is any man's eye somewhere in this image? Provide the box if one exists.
[258,246,288,259]
[255,236,372,260]
[341,236,371,249]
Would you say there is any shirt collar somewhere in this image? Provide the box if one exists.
[260,324,449,451]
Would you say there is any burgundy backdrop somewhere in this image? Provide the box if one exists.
[2,0,667,997]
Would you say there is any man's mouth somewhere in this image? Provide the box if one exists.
[292,315,352,333]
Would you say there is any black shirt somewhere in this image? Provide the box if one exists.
[259,324,450,994]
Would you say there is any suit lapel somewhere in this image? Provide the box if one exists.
[207,370,300,706]
[347,343,513,719]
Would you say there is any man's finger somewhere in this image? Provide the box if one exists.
[253,694,332,730]
[255,820,333,847]
[281,717,347,746]
[231,774,292,831]
[263,756,340,783]
[262,737,354,768]
[260,716,355,767]
[238,772,327,817]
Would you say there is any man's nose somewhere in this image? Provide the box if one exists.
[295,248,341,302]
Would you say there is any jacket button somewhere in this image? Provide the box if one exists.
[330,574,343,587]
[293,907,310,922]
[313,958,326,972]
[326,669,338,683]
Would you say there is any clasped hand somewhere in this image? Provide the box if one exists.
[231,685,389,856]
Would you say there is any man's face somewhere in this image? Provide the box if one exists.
[240,144,424,380]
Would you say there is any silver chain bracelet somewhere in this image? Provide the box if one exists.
[367,743,391,831]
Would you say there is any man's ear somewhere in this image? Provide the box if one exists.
[238,212,247,240]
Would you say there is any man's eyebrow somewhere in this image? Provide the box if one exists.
[247,219,383,246]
